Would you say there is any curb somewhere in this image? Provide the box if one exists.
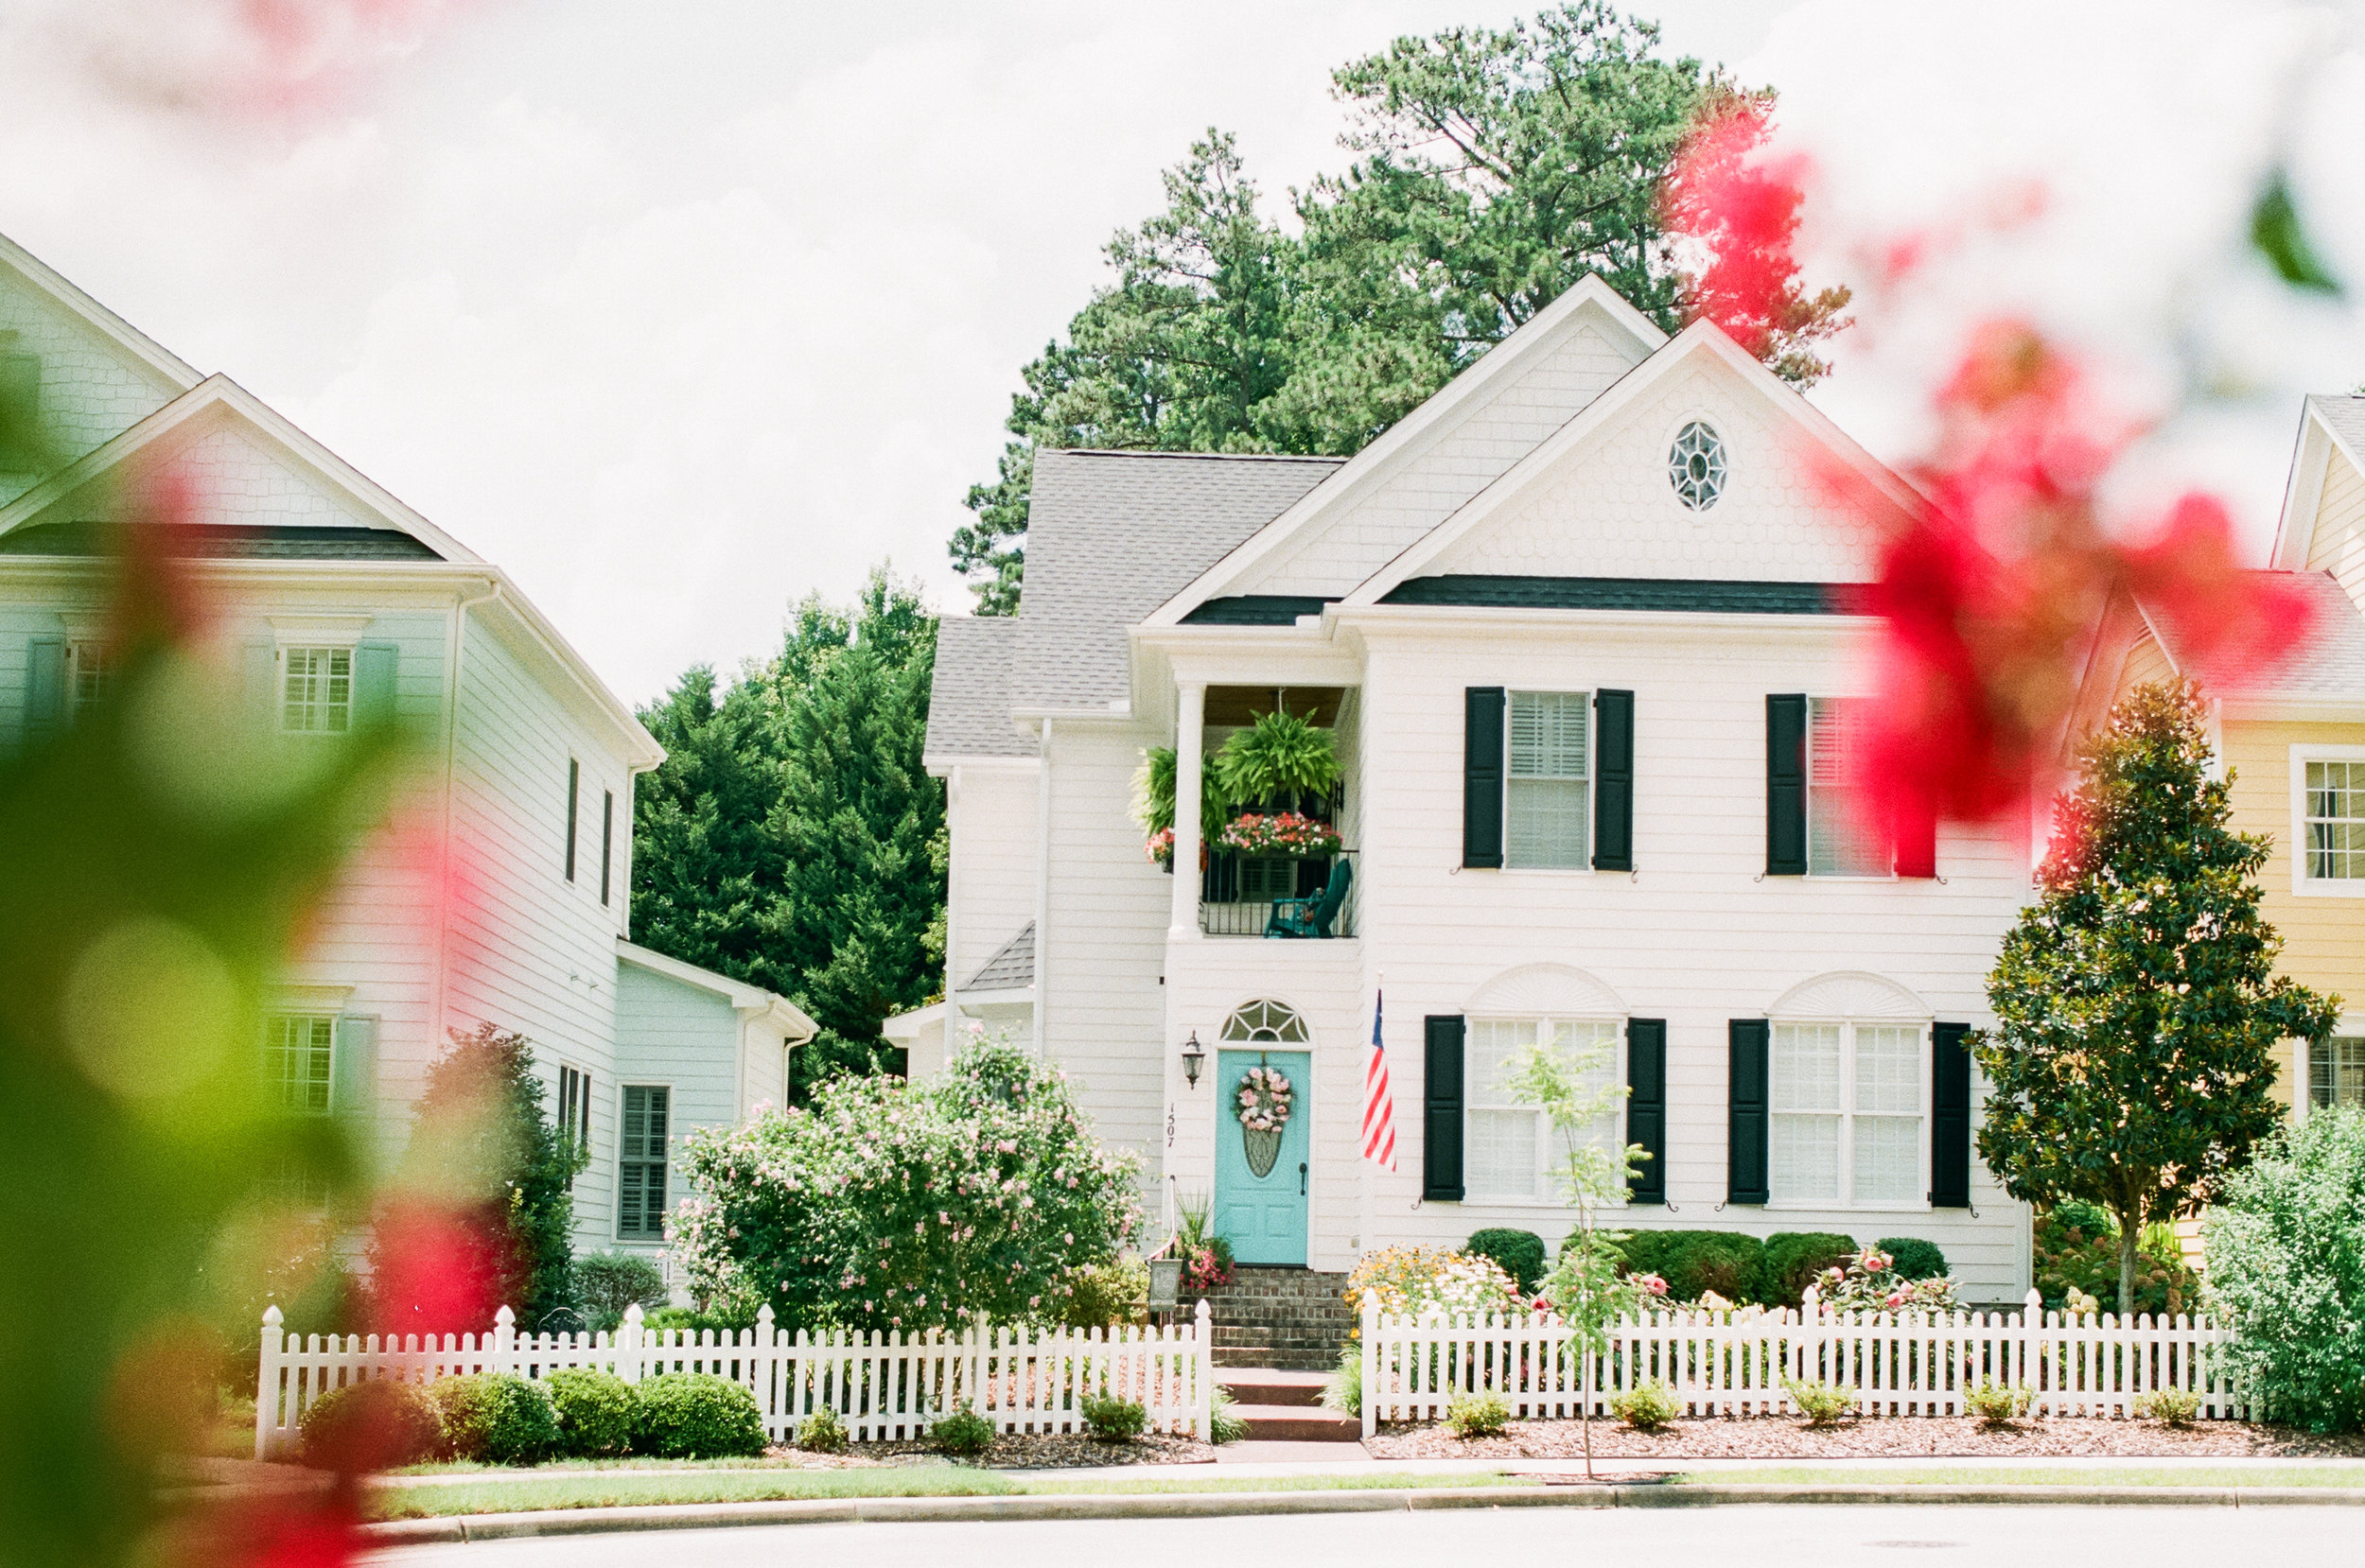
[358,1481,2365,1542]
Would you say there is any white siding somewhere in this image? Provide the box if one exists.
[614,963,744,1252]
[946,761,1038,993]
[2308,448,2365,608]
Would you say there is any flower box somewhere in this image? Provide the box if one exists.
[1216,810,1342,859]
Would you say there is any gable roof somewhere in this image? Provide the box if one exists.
[2272,393,2365,569]
[2134,568,2365,706]
[617,939,816,1041]
[961,922,1035,993]
[1138,275,1668,628]
[1341,321,1920,607]
[0,232,201,393]
[1009,447,1339,713]
[924,615,1033,761]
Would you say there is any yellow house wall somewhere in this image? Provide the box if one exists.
[2220,717,2365,1115]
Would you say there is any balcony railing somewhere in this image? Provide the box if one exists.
[1198,897,1356,939]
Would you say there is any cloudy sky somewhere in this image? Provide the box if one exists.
[3,0,2363,703]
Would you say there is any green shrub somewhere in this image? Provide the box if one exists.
[546,1368,635,1457]
[1876,1238,1949,1281]
[429,1374,561,1466]
[2034,1209,2199,1316]
[1080,1391,1147,1441]
[2134,1388,2200,1428]
[1966,1380,2032,1428]
[631,1373,768,1458]
[1610,1379,1681,1432]
[1321,1342,1361,1417]
[1061,1257,1149,1328]
[2051,1198,2115,1234]
[1463,1229,1548,1294]
[2204,1108,2365,1433]
[1444,1390,1509,1438]
[1209,1387,1248,1444]
[299,1379,445,1471]
[1344,1246,1525,1320]
[1762,1232,1856,1307]
[640,1306,755,1337]
[796,1404,849,1454]
[1609,1229,1769,1306]
[1784,1378,1853,1427]
[570,1252,668,1333]
[932,1402,996,1458]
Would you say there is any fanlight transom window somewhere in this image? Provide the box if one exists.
[1669,421,1727,511]
[1221,1000,1309,1043]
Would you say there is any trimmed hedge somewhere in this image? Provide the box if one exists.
[1764,1232,1856,1307]
[1464,1228,1548,1293]
[1606,1229,1769,1305]
[547,1368,637,1457]
[632,1372,768,1458]
[1877,1237,1949,1282]
[299,1379,445,1470]
[429,1373,561,1466]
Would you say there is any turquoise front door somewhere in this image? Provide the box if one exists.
[1214,1049,1311,1265]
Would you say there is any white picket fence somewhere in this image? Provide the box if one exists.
[255,1299,1214,1459]
[1358,1287,2244,1437]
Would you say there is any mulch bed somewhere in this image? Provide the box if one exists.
[766,1433,1214,1470]
[1366,1416,2365,1461]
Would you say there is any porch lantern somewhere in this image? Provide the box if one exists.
[1181,1030,1205,1089]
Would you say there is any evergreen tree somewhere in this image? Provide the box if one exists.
[1977,681,2337,1311]
[954,4,1848,611]
[629,567,944,1096]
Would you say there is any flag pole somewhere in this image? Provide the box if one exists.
[1359,971,1380,1259]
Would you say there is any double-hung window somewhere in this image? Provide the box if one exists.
[264,1014,335,1116]
[1771,1019,1926,1205]
[67,643,110,723]
[1505,691,1588,869]
[1464,1018,1621,1199]
[2304,760,2365,882]
[618,1085,670,1240]
[2311,1037,2365,1111]
[281,647,353,734]
[1807,697,1888,877]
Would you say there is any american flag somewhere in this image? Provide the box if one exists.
[1361,987,1397,1169]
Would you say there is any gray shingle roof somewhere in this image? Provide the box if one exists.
[924,615,1032,759]
[963,922,1035,992]
[2308,393,2365,460]
[1009,448,1341,711]
[1381,576,1857,614]
[2144,569,2365,701]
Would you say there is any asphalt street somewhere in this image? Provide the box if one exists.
[365,1503,2361,1568]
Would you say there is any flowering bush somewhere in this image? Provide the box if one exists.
[1217,811,1341,859]
[1235,1064,1293,1134]
[2033,1208,2198,1317]
[1180,1242,1234,1293]
[674,1032,1140,1333]
[1344,1246,1528,1325]
[1144,828,1175,867]
[1812,1247,1960,1315]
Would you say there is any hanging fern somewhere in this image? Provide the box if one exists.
[1212,710,1340,808]
[1132,745,1228,842]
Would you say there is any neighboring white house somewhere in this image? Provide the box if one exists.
[918,275,2037,1298]
[0,232,814,1278]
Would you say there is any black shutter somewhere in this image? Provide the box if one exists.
[1592,688,1634,872]
[1766,694,1807,876]
[1626,1018,1666,1204]
[601,789,616,906]
[1423,1015,1465,1201]
[1728,1019,1770,1205]
[564,758,580,882]
[1463,688,1505,868]
[1931,1022,1973,1207]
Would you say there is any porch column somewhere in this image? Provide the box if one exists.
[1169,680,1205,941]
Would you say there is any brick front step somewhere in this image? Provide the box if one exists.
[1217,1368,1329,1408]
[1187,1266,1356,1372]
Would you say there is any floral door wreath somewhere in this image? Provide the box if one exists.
[1235,1063,1293,1177]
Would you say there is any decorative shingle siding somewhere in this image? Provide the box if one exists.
[0,266,183,502]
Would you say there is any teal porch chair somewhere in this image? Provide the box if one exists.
[1265,858,1352,939]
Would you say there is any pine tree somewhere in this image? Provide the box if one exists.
[1977,681,2337,1310]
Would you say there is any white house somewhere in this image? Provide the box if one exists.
[920,276,2036,1299]
[0,232,814,1280]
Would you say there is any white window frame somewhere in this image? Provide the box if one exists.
[1768,1017,1931,1211]
[263,1012,337,1117]
[1463,1015,1627,1205]
[278,644,356,736]
[65,640,110,723]
[2290,744,2365,898]
[2302,1026,2365,1118]
[1806,695,1895,880]
[1501,688,1592,872]
[616,1081,673,1242]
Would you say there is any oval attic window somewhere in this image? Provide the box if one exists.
[1669,421,1727,511]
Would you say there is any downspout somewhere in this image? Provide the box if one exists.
[433,578,502,1050]
[1033,721,1051,1054]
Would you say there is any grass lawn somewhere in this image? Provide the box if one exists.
[1671,1464,2365,1490]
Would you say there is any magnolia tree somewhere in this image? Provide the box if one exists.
[674,1031,1140,1333]
[1513,1033,1645,1476]
[1978,682,2337,1313]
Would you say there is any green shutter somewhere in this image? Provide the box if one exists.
[244,639,278,736]
[1728,1019,1770,1205]
[24,636,63,742]
[330,1015,377,1122]
[1765,694,1807,876]
[1592,688,1634,872]
[1423,1016,1465,1201]
[1931,1022,1973,1207]
[353,640,398,729]
[1463,688,1504,868]
[1626,1018,1666,1203]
